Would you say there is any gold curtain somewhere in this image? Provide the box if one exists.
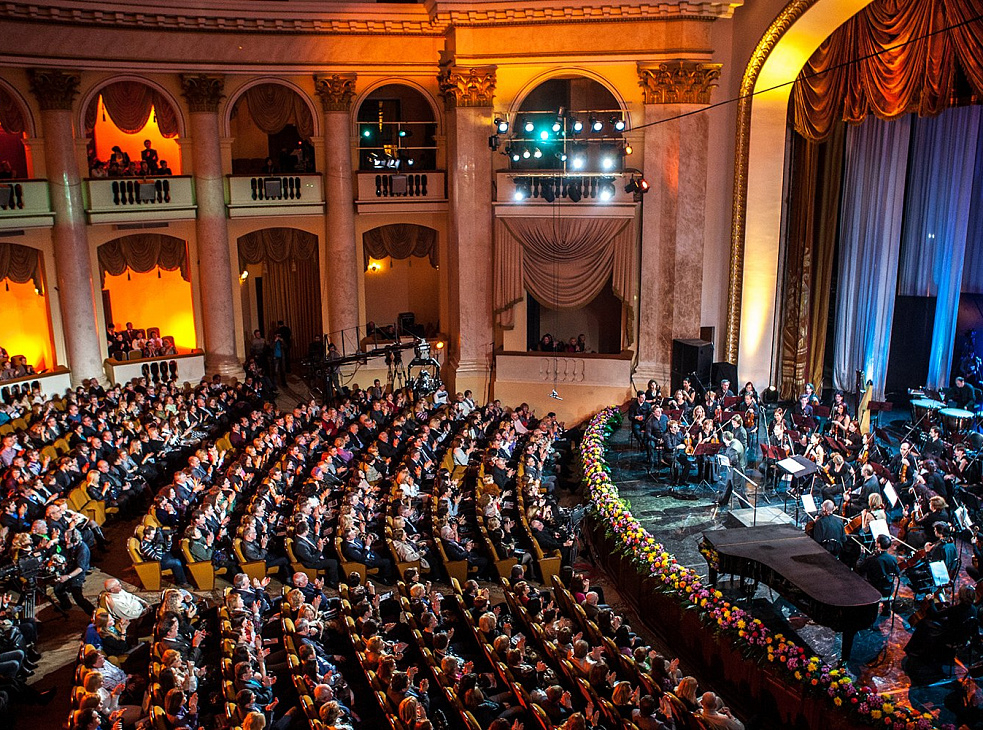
[791,0,982,142]
[84,81,179,138]
[778,124,845,398]
[362,224,438,269]
[0,241,41,289]
[237,228,321,357]
[241,84,314,140]
[0,87,25,135]
[97,234,190,285]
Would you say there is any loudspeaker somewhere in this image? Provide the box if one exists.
[671,338,712,394]
[711,361,738,388]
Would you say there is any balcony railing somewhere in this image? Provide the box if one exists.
[85,176,196,224]
[226,174,324,218]
[356,171,446,212]
[495,172,640,207]
[0,180,54,229]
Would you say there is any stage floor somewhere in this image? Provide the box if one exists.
[603,420,969,726]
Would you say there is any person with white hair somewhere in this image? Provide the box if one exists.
[810,499,846,556]
[699,691,744,730]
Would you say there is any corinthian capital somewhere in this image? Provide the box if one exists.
[313,73,357,112]
[438,66,496,108]
[638,62,722,105]
[28,69,81,111]
[181,74,225,113]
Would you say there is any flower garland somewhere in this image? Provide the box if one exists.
[581,407,946,730]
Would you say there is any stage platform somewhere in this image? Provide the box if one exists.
[602,419,967,726]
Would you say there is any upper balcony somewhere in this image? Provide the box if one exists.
[355,171,447,214]
[0,180,55,230]
[84,176,197,225]
[494,172,640,213]
[226,174,325,218]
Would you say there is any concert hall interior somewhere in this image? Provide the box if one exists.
[3,0,983,729]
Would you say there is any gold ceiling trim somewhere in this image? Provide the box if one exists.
[724,0,817,363]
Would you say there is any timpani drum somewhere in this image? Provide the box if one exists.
[939,407,973,437]
[910,398,944,425]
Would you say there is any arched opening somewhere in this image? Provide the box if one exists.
[84,80,183,177]
[97,235,196,357]
[362,224,440,336]
[0,242,55,371]
[0,84,29,179]
[505,75,627,172]
[230,83,316,175]
[237,228,322,362]
[356,84,438,171]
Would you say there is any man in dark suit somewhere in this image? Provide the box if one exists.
[530,517,574,567]
[810,500,847,556]
[156,614,204,663]
[240,524,289,581]
[292,521,340,585]
[340,528,394,583]
[439,522,491,579]
[628,392,652,444]
[858,534,900,613]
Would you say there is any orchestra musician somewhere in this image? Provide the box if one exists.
[715,432,744,508]
[695,418,718,481]
[728,415,749,466]
[902,495,951,550]
[947,375,979,410]
[664,420,694,485]
[890,441,918,495]
[644,406,669,469]
[628,391,652,444]
[680,377,698,406]
[905,584,977,662]
[792,394,814,420]
[803,383,821,406]
[844,464,881,517]
[740,381,759,402]
[717,379,736,400]
[822,453,853,504]
[740,395,759,465]
[857,534,900,614]
[810,500,846,556]
[644,379,662,403]
[828,403,852,437]
[921,426,946,461]
[670,390,691,417]
[844,421,865,461]
[830,390,850,417]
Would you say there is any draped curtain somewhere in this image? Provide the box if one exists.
[239,84,314,140]
[84,81,179,138]
[897,106,982,388]
[238,228,321,358]
[0,87,25,135]
[494,216,637,340]
[778,123,845,399]
[97,235,190,286]
[0,242,41,289]
[791,0,983,142]
[833,116,912,399]
[961,127,983,294]
[362,224,438,269]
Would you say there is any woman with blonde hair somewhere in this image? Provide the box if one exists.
[675,675,700,711]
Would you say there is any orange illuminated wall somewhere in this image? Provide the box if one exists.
[103,268,197,350]
[92,96,182,173]
[0,279,55,370]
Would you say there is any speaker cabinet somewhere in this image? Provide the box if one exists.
[671,339,713,393]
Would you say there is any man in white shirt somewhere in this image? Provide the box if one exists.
[100,578,152,636]
[699,692,745,730]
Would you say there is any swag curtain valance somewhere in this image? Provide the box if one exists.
[238,84,314,140]
[362,225,438,269]
[0,87,26,135]
[97,235,190,286]
[791,0,983,142]
[494,216,637,337]
[0,242,42,290]
[85,82,180,138]
[237,227,318,266]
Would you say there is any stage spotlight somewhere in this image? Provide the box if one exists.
[510,148,521,162]
[513,178,530,201]
[590,116,603,132]
[539,130,549,141]
[624,143,633,155]
[572,119,584,133]
[601,156,615,171]
[361,127,372,138]
[398,129,409,138]
[638,177,649,192]
[624,179,638,194]
[612,117,627,131]
[533,148,543,158]
[522,148,531,159]
[557,152,568,162]
[598,178,616,201]
[407,159,415,166]
[571,154,586,170]
[495,117,509,133]
[488,134,500,151]
[567,181,582,203]
[524,119,535,133]
[542,179,555,203]
[552,120,562,133]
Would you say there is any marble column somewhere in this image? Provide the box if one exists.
[181,74,242,378]
[314,74,359,352]
[635,62,720,385]
[438,66,496,400]
[28,69,105,386]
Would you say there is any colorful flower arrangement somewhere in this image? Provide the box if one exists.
[581,407,948,730]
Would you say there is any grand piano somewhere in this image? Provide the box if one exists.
[702,525,882,659]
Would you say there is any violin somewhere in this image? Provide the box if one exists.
[744,407,756,430]
[684,432,694,456]
[897,498,925,543]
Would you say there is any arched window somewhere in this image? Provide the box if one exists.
[356,84,438,171]
[0,85,30,179]
[230,84,316,175]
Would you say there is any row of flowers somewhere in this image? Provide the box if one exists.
[580,407,944,730]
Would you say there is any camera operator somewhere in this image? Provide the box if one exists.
[52,528,96,615]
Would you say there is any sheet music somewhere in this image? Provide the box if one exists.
[869,518,889,540]
[929,561,950,587]
[882,483,899,507]
[777,457,806,474]
[801,494,817,514]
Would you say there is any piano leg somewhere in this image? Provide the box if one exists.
[842,629,857,661]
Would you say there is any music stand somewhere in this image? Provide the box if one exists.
[694,441,722,494]
[722,396,740,409]
[759,444,787,493]
[813,405,831,420]
[868,400,893,428]
[776,455,819,524]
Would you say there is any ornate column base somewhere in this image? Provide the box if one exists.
[205,353,245,380]
[632,362,672,392]
[446,358,492,404]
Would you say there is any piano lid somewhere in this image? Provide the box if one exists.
[703,525,882,609]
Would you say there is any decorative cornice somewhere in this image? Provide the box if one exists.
[313,73,357,112]
[27,68,80,110]
[438,66,496,108]
[0,0,741,37]
[725,0,815,363]
[181,74,225,112]
[637,61,722,104]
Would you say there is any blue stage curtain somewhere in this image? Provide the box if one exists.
[897,105,982,389]
[962,125,983,296]
[833,116,911,399]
